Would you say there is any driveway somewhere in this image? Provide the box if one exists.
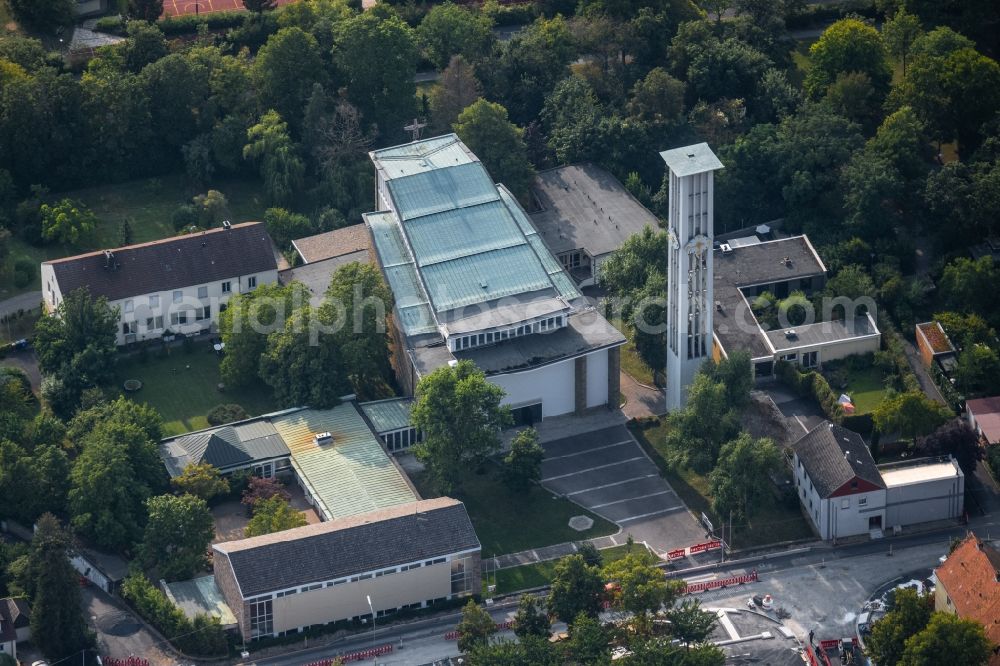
[539,423,705,555]
[84,587,174,666]
[765,384,825,435]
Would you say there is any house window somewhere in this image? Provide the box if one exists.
[247,276,257,289]
[197,286,208,299]
[781,353,798,362]
[146,316,164,330]
[249,599,273,638]
[195,306,211,321]
[221,281,231,293]
[170,312,189,325]
[803,351,818,368]
[124,299,133,313]
[800,277,813,292]
[841,498,850,509]
[122,321,136,335]
[451,556,473,595]
[173,290,183,303]
[859,497,868,506]
[149,295,159,308]
[253,462,274,478]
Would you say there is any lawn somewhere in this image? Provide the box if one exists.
[629,419,814,550]
[112,344,278,436]
[1,174,269,301]
[838,366,888,415]
[412,465,618,557]
[610,318,659,387]
[490,543,646,595]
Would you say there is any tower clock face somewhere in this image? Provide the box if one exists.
[685,234,710,256]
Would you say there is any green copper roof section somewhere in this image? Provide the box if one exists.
[272,404,417,521]
[405,200,526,267]
[366,212,438,337]
[359,398,414,434]
[371,134,477,180]
[421,244,554,311]
[387,162,499,221]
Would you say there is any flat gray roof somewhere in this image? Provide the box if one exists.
[765,315,878,352]
[529,163,660,258]
[659,143,724,177]
[163,576,238,628]
[411,308,625,377]
[279,251,371,303]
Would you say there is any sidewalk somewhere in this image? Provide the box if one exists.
[489,534,622,570]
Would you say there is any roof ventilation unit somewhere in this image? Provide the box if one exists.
[783,256,793,267]
[222,220,232,230]
[785,329,797,339]
[314,432,333,446]
[720,243,732,254]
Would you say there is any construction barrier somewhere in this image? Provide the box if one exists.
[104,658,149,666]
[445,619,515,640]
[666,548,687,561]
[305,643,393,665]
[683,569,757,595]
[688,539,723,555]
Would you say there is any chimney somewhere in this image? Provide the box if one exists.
[314,432,333,446]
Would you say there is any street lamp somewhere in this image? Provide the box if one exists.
[366,594,376,649]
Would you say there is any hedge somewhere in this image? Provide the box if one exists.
[785,0,879,29]
[160,10,249,36]
[482,1,538,27]
[121,573,228,657]
[94,15,125,34]
[775,359,843,423]
[842,412,874,436]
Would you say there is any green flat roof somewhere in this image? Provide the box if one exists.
[271,404,418,521]
[360,398,415,434]
[388,162,499,221]
[367,212,438,337]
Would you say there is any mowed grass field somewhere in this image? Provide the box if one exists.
[491,543,645,595]
[112,345,278,436]
[412,465,618,556]
[2,175,268,301]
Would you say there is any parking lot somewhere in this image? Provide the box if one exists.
[539,424,706,554]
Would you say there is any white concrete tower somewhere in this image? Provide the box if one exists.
[660,143,724,411]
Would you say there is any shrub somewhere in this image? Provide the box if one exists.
[775,360,843,423]
[171,203,199,231]
[159,10,247,35]
[12,258,33,288]
[94,15,125,34]
[207,403,249,426]
[785,0,877,29]
[482,0,537,26]
[987,446,1000,481]
[842,412,875,436]
[121,573,227,656]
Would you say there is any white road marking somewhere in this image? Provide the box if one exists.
[543,440,634,461]
[540,457,645,482]
[563,474,659,496]
[616,506,685,523]
[589,490,674,509]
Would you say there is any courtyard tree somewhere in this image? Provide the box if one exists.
[454,99,535,203]
[503,427,545,491]
[865,587,932,666]
[243,110,305,207]
[141,494,215,580]
[901,612,992,666]
[603,550,685,635]
[411,360,511,493]
[172,462,230,501]
[457,599,497,654]
[25,514,89,661]
[244,495,307,537]
[548,554,604,623]
[417,2,494,70]
[513,594,550,639]
[241,475,290,508]
[873,390,949,447]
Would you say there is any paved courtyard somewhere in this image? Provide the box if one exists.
[539,423,705,554]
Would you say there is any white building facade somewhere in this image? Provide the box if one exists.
[661,143,724,411]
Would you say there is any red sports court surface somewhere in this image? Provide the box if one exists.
[163,0,295,18]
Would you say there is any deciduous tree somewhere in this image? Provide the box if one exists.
[172,462,230,501]
[668,599,718,648]
[503,427,545,491]
[866,587,933,666]
[454,99,535,203]
[873,390,949,447]
[128,0,163,22]
[411,360,511,493]
[417,2,494,70]
[901,613,992,666]
[566,612,610,665]
[254,28,326,135]
[263,207,312,251]
[710,433,781,522]
[513,594,550,639]
[882,8,922,75]
[9,0,74,31]
[457,599,497,654]
[244,495,307,537]
[429,56,482,132]
[142,494,215,580]
[603,550,684,635]
[243,110,305,206]
[548,554,604,623]
[39,199,97,247]
[805,19,891,98]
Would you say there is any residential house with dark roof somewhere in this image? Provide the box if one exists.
[160,417,292,480]
[213,497,480,640]
[967,396,1000,446]
[934,534,1000,665]
[41,222,279,345]
[792,423,964,541]
[711,234,880,380]
[365,134,625,422]
[0,598,30,659]
[529,163,660,287]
